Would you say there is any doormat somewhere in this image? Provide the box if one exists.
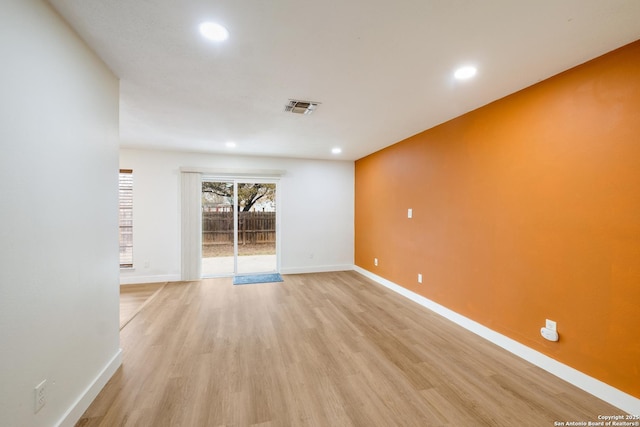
[233,273,283,285]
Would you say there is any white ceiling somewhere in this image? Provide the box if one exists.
[48,0,640,161]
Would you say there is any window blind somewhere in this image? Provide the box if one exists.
[119,169,133,268]
[181,172,202,280]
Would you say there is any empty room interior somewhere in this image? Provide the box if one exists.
[1,1,639,426]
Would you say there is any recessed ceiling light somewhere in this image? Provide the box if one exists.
[331,147,342,155]
[225,141,236,148]
[199,22,229,42]
[454,65,477,80]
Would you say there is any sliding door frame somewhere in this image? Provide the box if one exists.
[202,175,281,277]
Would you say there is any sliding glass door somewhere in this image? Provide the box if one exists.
[236,182,277,275]
[201,180,234,276]
[201,178,278,277]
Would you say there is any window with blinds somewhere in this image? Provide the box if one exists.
[119,169,133,268]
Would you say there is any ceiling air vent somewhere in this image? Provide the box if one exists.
[284,99,320,115]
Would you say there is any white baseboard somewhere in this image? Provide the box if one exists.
[353,266,640,415]
[281,264,353,275]
[56,349,123,427]
[120,274,180,285]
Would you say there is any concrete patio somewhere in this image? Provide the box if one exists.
[202,255,277,277]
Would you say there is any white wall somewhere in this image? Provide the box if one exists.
[0,2,121,426]
[119,148,354,283]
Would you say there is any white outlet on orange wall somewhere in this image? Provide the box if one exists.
[546,319,557,331]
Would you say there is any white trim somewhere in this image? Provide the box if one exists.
[120,274,181,285]
[56,349,123,427]
[233,181,239,274]
[202,175,281,184]
[180,167,286,177]
[354,266,640,415]
[281,264,353,275]
[275,180,282,274]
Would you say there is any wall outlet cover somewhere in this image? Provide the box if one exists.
[545,319,557,331]
[35,380,46,413]
[541,327,559,342]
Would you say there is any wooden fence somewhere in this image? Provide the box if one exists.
[202,211,275,245]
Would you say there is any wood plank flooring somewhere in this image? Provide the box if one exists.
[119,282,166,329]
[78,271,621,426]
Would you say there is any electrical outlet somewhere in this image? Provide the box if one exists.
[418,273,422,283]
[407,208,413,219]
[374,258,378,266]
[541,319,559,342]
[540,327,559,341]
[546,319,557,331]
[35,380,46,413]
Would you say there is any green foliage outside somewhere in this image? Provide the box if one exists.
[202,182,276,212]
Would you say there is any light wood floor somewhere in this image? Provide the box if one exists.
[78,271,619,426]
[119,282,166,329]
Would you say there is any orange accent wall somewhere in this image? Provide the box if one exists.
[355,40,640,399]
